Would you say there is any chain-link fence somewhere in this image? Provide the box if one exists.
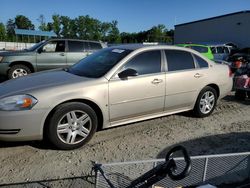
[96,152,250,188]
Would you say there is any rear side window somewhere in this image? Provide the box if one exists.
[224,47,229,54]
[189,46,208,53]
[165,50,195,72]
[123,50,161,75]
[194,55,208,68]
[89,42,102,50]
[217,47,224,53]
[211,47,216,54]
[68,41,84,52]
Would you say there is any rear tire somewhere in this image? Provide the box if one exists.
[8,64,31,79]
[47,102,97,150]
[235,90,246,100]
[193,86,218,118]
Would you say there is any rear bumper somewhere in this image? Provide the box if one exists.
[219,78,233,99]
[0,109,49,141]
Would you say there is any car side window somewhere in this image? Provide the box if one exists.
[68,41,84,52]
[42,41,65,52]
[194,54,208,68]
[123,50,161,76]
[165,50,195,72]
[224,47,229,54]
[211,47,216,54]
[89,42,102,50]
[217,47,224,54]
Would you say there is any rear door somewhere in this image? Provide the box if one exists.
[36,40,67,71]
[66,40,89,66]
[164,50,209,111]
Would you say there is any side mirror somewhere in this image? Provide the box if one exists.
[118,68,138,79]
[37,48,43,54]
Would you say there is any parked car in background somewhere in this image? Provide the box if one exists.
[0,39,107,79]
[210,45,232,60]
[0,44,232,149]
[176,44,214,60]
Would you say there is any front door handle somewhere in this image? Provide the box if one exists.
[194,73,203,78]
[60,53,65,56]
[151,78,163,84]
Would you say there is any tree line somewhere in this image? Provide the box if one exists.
[0,14,174,44]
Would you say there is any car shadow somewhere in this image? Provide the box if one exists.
[0,140,53,150]
[0,175,95,188]
[223,94,250,105]
[157,132,250,158]
[0,76,7,83]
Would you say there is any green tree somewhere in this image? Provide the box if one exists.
[0,22,6,41]
[37,14,47,31]
[60,16,71,37]
[15,15,34,30]
[46,22,53,31]
[6,19,15,41]
[148,24,167,42]
[107,20,121,43]
[52,14,61,37]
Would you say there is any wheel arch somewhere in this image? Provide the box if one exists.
[43,99,104,138]
[9,61,35,73]
[206,83,220,98]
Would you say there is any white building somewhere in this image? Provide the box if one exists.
[174,10,250,48]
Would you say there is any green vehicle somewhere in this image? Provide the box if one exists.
[0,39,107,79]
[176,44,214,60]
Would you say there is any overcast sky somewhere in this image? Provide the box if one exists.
[1,0,250,32]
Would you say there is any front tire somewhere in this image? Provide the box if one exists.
[193,86,218,118]
[47,102,98,150]
[8,64,31,79]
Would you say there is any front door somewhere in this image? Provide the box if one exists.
[36,40,67,71]
[108,50,165,122]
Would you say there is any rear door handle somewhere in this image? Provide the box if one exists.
[60,53,65,56]
[151,78,163,84]
[194,73,203,78]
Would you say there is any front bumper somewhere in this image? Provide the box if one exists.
[0,62,10,76]
[0,109,49,141]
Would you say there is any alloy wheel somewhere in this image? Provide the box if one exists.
[56,110,92,145]
[199,91,215,114]
[12,68,28,78]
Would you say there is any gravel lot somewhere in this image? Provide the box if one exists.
[0,79,249,187]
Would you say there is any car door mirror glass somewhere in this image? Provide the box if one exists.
[37,47,43,54]
[118,68,138,79]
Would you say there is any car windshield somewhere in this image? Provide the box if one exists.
[68,48,132,78]
[27,40,46,51]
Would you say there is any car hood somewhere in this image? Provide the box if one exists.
[0,70,91,98]
[0,50,33,57]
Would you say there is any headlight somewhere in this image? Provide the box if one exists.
[0,56,3,62]
[0,95,38,111]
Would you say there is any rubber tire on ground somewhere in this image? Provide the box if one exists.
[8,64,31,79]
[47,102,98,150]
[235,90,246,100]
[193,86,218,118]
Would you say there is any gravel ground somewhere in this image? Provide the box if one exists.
[0,92,249,187]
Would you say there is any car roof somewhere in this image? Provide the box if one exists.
[176,43,209,48]
[48,38,103,44]
[109,43,182,51]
